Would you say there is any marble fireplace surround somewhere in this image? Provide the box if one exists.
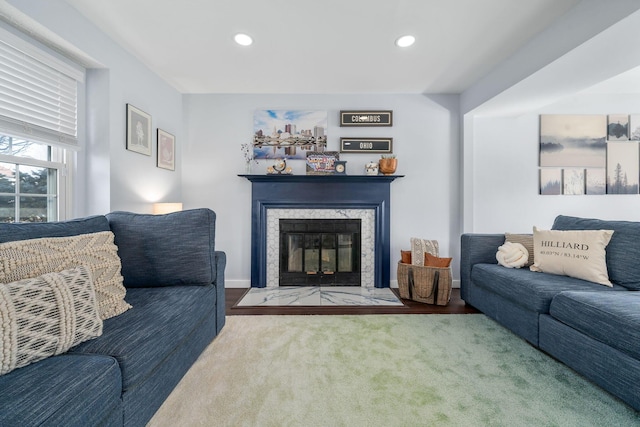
[266,208,374,288]
[242,174,402,288]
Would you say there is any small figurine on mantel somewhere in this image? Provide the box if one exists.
[365,161,379,175]
[267,158,292,174]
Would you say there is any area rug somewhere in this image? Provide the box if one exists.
[148,315,640,426]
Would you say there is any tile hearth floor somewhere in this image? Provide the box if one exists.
[236,286,404,307]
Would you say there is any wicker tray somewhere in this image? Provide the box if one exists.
[397,262,452,306]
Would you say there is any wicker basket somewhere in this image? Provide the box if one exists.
[397,262,452,306]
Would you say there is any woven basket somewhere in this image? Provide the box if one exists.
[397,262,452,306]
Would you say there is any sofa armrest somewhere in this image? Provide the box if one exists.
[214,250,226,333]
[460,234,505,301]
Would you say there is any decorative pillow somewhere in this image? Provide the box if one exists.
[410,238,439,266]
[400,250,412,264]
[424,253,452,268]
[0,265,103,376]
[0,231,131,320]
[529,227,614,286]
[496,242,529,269]
[504,233,534,266]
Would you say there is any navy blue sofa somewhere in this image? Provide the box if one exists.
[0,208,226,426]
[461,215,640,411]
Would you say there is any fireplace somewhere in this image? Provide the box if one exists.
[241,174,402,288]
[279,219,361,286]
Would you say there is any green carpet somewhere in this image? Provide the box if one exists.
[148,315,640,426]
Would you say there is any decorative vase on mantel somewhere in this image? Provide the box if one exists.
[378,156,397,175]
[245,160,252,174]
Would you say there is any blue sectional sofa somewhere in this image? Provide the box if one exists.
[0,208,226,426]
[461,215,640,411]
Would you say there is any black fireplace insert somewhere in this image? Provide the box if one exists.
[279,219,361,286]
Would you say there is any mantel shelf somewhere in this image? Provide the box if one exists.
[239,174,404,183]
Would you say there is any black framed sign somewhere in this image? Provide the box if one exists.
[340,138,393,154]
[340,110,393,126]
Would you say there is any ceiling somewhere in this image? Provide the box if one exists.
[62,0,581,94]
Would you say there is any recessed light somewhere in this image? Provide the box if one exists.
[234,33,253,46]
[395,35,415,48]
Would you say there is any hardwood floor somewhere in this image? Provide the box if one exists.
[226,288,479,315]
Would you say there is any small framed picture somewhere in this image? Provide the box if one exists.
[306,151,339,175]
[157,129,175,171]
[126,104,152,155]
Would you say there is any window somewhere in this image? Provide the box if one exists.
[0,135,67,222]
[0,25,83,222]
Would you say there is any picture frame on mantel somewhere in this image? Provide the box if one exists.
[340,110,393,127]
[306,151,339,175]
[126,104,152,156]
[157,129,175,171]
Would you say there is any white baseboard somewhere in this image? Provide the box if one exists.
[226,279,460,289]
[225,280,251,288]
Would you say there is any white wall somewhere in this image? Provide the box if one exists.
[463,5,640,233]
[183,94,460,287]
[471,93,640,233]
[8,0,184,215]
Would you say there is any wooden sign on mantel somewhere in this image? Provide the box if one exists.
[340,110,393,126]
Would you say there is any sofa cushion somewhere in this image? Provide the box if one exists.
[553,215,640,290]
[0,231,131,319]
[549,291,640,361]
[0,353,121,427]
[107,209,216,287]
[0,266,102,376]
[69,284,216,392]
[471,264,627,313]
[0,215,110,243]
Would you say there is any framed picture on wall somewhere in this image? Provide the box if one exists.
[126,104,152,155]
[253,110,328,160]
[157,129,175,171]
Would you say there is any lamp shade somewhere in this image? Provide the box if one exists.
[152,202,183,215]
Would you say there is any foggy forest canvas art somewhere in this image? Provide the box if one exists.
[539,114,640,195]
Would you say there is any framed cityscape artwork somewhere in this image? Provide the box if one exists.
[252,110,327,160]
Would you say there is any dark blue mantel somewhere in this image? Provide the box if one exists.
[240,174,404,288]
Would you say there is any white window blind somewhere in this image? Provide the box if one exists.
[0,28,82,148]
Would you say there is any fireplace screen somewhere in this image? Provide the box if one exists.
[280,219,361,286]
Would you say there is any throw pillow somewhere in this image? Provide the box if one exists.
[400,250,412,264]
[410,238,439,266]
[504,233,534,266]
[529,227,614,286]
[0,231,131,320]
[424,253,452,268]
[496,242,529,269]
[0,265,103,376]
